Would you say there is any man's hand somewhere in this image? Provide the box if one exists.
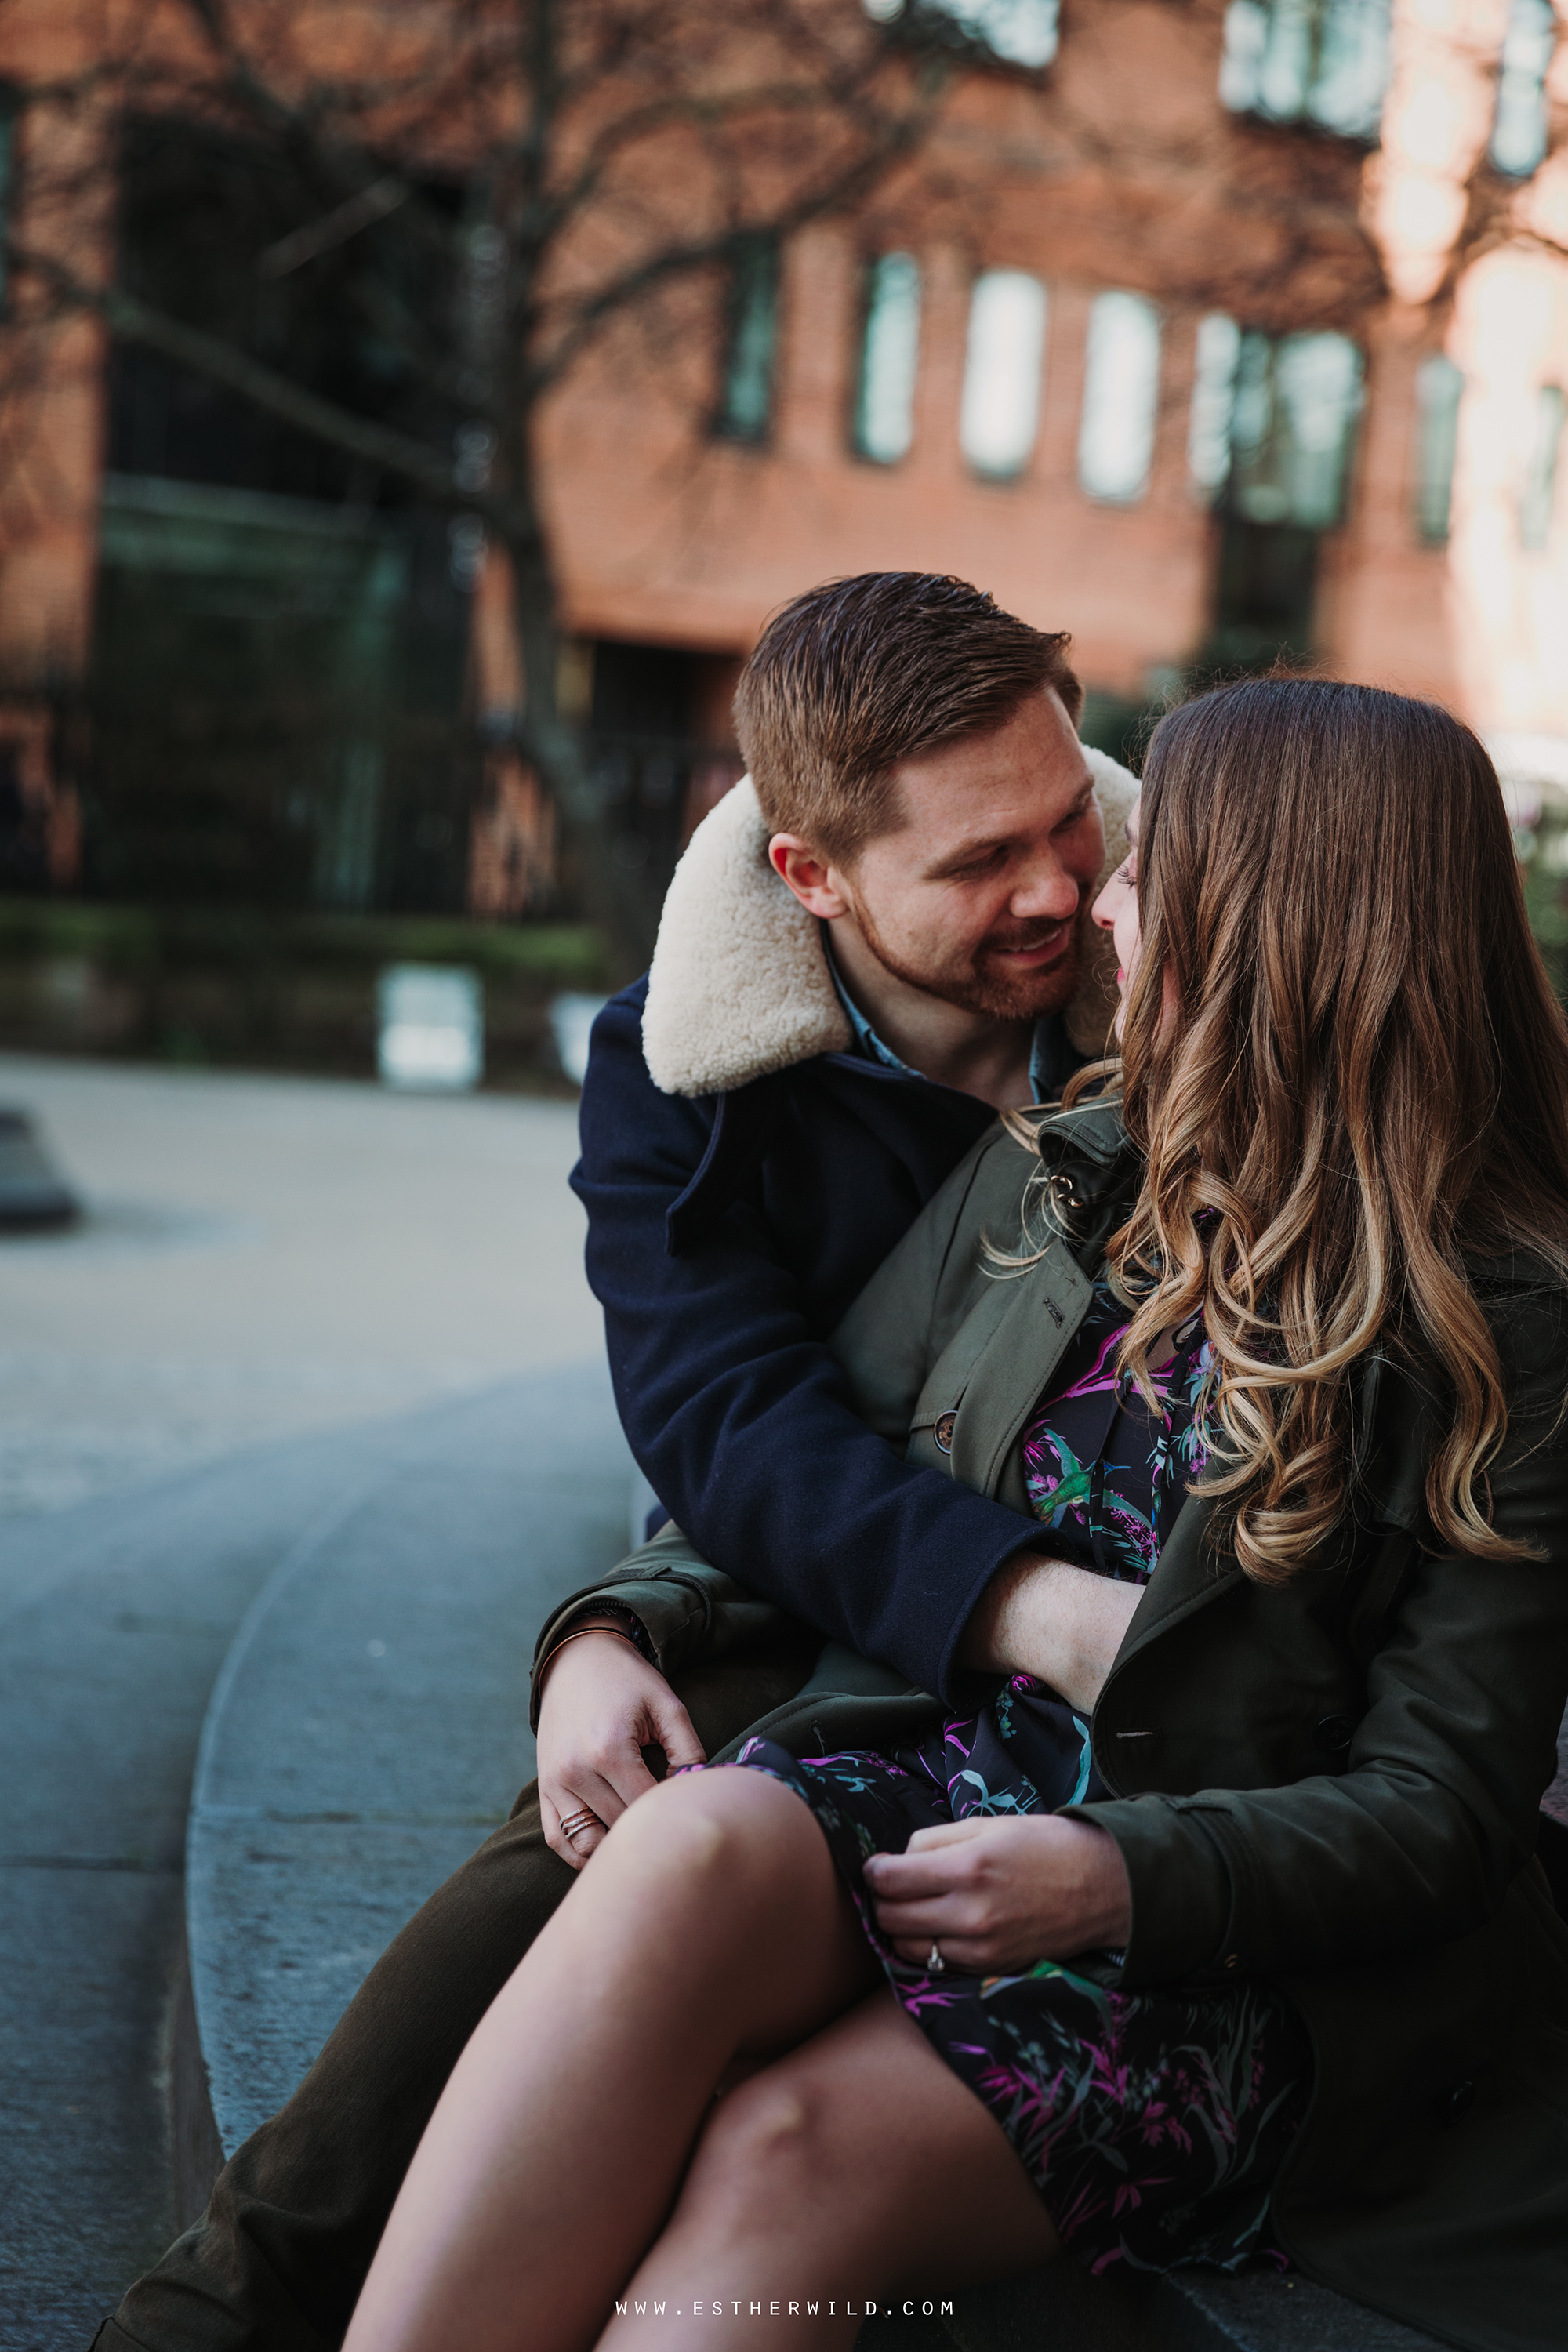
[535,1625,706,1867]
[960,1553,1142,1714]
[862,1814,1132,1971]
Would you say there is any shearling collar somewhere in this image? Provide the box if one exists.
[641,748,1138,1099]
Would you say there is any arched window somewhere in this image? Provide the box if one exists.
[1186,320,1364,529]
[1187,314,1243,499]
[715,238,779,445]
[1490,0,1556,178]
[1414,354,1464,546]
[864,0,1059,69]
[1219,0,1392,140]
[853,254,922,464]
[1078,293,1162,505]
[959,270,1047,479]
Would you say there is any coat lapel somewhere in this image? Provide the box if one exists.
[948,1243,1094,1507]
[1113,1488,1243,1664]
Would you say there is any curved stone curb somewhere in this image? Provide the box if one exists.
[186,1362,630,2157]
[182,1362,1442,2352]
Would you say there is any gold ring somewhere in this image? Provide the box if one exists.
[560,1807,603,1843]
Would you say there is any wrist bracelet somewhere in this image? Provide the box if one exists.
[535,1619,644,1690]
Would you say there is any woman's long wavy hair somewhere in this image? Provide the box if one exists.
[1089,677,1568,1580]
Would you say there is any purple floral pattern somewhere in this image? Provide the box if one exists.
[731,1277,1311,2276]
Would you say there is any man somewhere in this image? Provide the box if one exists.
[543,572,1134,1856]
[96,573,1134,2350]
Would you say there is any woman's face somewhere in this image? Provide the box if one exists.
[1091,797,1142,1040]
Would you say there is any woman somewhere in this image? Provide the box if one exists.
[345,680,1568,2352]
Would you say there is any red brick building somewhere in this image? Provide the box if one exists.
[0,0,1565,913]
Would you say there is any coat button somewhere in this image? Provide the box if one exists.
[1438,2078,1475,2127]
[933,1412,956,1454]
[1312,1713,1356,1755]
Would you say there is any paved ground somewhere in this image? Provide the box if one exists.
[0,1056,609,2349]
[0,1054,604,1515]
[4,1054,1562,2350]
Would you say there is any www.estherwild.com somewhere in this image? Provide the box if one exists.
[612,2301,956,2320]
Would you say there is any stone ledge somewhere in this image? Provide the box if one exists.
[185,1364,630,2153]
[183,1367,1442,2351]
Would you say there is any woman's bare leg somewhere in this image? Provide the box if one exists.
[600,1987,1060,2352]
[343,1767,877,2352]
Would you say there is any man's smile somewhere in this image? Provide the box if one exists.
[982,921,1073,969]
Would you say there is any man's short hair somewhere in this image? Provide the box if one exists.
[734,572,1083,866]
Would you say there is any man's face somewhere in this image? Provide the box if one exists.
[837,688,1104,1022]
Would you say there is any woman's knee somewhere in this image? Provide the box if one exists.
[685,2059,847,2224]
[602,1766,810,1906]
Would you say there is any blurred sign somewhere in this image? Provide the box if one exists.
[549,992,608,1087]
[377,965,483,1091]
[0,1108,80,1232]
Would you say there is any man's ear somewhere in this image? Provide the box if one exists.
[768,834,852,920]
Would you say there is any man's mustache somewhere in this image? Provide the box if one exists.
[976,916,1073,958]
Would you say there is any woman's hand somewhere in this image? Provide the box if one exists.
[535,1627,706,1867]
[862,1814,1132,1973]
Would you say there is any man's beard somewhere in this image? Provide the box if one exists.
[851,895,1087,1023]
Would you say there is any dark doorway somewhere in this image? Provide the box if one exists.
[106,117,455,506]
[582,640,742,935]
[89,120,474,914]
[1209,518,1320,671]
[0,745,47,892]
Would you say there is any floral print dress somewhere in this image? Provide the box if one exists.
[733,1275,1312,2277]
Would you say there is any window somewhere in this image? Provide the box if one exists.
[1490,0,1556,178]
[1192,322,1363,528]
[864,0,1060,70]
[1219,0,1392,140]
[1414,354,1463,545]
[1521,385,1565,551]
[1078,292,1162,504]
[1188,313,1243,497]
[959,270,1047,479]
[715,238,779,444]
[854,253,921,463]
[1192,321,1363,663]
[0,88,19,314]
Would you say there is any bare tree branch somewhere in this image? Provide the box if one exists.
[524,98,942,396]
[0,0,1389,963]
[9,243,465,508]
[258,175,409,277]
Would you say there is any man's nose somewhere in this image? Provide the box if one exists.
[1010,853,1082,924]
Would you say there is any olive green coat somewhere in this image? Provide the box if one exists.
[533,1101,1568,2352]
